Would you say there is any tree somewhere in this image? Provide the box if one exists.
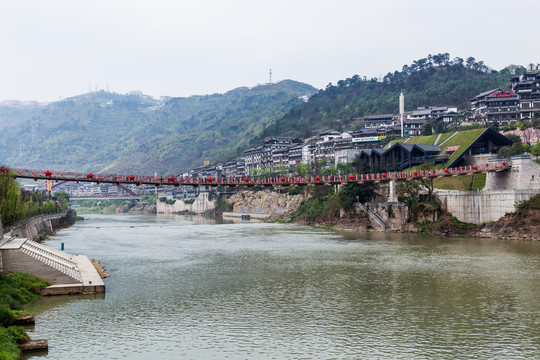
[511,142,526,155]
[418,162,436,201]
[497,146,512,158]
[423,122,433,136]
[338,183,378,211]
[506,133,521,144]
[295,163,309,177]
[531,142,540,158]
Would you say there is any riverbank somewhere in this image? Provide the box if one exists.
[0,272,50,359]
[230,188,540,241]
[75,202,156,215]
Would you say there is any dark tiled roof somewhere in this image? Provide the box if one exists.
[415,144,440,153]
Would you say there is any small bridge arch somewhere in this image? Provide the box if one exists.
[52,181,140,197]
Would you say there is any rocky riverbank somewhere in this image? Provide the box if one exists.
[229,188,540,241]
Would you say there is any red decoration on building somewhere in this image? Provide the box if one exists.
[281,177,286,182]
[207,177,213,183]
[87,173,94,179]
[474,165,478,170]
[414,171,418,176]
[168,176,175,182]
[45,170,51,177]
[382,173,387,178]
[315,176,320,182]
[129,175,135,181]
[502,161,507,166]
[445,168,449,173]
[349,174,354,180]
[245,177,250,183]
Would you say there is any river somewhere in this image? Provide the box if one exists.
[23,214,540,359]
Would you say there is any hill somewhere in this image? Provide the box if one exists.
[0,80,317,174]
[262,54,525,139]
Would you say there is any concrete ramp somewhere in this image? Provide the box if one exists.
[0,237,105,295]
[20,240,82,283]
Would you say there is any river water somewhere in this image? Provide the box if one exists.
[23,214,540,359]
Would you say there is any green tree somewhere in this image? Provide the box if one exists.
[531,142,540,158]
[498,146,512,158]
[295,163,309,177]
[511,142,525,156]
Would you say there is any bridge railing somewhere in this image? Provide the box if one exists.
[1,161,511,188]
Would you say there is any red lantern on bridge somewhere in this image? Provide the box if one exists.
[414,171,418,176]
[129,175,135,181]
[502,161,507,166]
[349,174,354,181]
[445,168,449,173]
[281,177,286,182]
[245,177,250,183]
[315,176,320,182]
[382,173,387,179]
[474,165,478,171]
[45,170,52,177]
[207,177,213,183]
[87,173,94,179]
[168,176,175,182]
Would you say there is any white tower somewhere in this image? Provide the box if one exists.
[399,91,405,138]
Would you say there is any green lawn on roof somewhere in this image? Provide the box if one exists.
[442,128,485,168]
[385,129,487,168]
[385,131,455,148]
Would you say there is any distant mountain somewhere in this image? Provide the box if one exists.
[262,55,526,139]
[0,80,317,174]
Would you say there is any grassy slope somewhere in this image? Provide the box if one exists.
[0,272,50,360]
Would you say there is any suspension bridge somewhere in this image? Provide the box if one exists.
[0,161,511,188]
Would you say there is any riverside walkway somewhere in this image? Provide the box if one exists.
[1,162,511,188]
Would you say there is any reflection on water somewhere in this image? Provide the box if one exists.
[23,214,540,359]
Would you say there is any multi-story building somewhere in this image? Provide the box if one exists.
[362,114,394,128]
[470,89,519,125]
[512,71,540,120]
[243,146,264,174]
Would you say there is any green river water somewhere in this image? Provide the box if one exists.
[22,214,540,359]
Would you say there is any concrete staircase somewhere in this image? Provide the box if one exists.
[356,203,388,230]
[19,240,82,283]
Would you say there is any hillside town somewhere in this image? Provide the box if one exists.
[45,70,539,200]
[187,70,539,179]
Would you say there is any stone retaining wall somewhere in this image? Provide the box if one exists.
[436,189,540,224]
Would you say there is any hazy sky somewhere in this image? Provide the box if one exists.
[1,0,539,102]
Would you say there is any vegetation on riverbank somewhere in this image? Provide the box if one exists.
[73,195,157,215]
[282,184,377,226]
[0,272,50,360]
[0,170,68,227]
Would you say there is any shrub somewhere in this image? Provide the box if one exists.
[7,326,29,344]
[0,326,20,360]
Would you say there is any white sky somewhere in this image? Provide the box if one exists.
[1,0,539,102]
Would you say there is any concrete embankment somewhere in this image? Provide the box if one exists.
[5,210,76,241]
[1,210,105,295]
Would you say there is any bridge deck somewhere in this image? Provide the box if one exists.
[2,163,510,188]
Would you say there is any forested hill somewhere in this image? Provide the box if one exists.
[0,80,317,174]
[263,54,524,139]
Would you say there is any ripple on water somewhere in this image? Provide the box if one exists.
[22,214,540,360]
